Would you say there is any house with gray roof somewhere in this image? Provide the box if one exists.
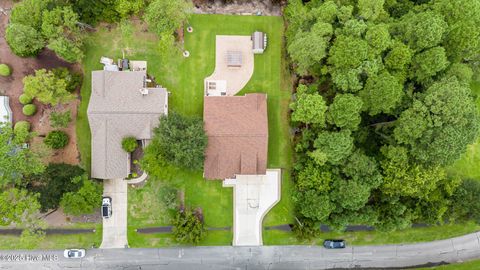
[88,70,168,179]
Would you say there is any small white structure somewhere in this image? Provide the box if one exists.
[0,96,12,123]
[100,56,114,65]
[252,31,267,54]
[103,64,119,71]
[205,80,227,96]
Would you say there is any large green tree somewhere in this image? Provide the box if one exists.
[0,123,45,187]
[142,112,207,173]
[23,69,75,106]
[327,94,363,130]
[290,92,327,125]
[359,71,404,115]
[145,0,191,36]
[60,175,103,216]
[0,188,41,226]
[5,24,45,57]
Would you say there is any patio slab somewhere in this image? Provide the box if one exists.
[204,35,254,96]
[223,169,281,246]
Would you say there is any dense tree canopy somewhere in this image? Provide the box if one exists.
[285,0,480,235]
[145,0,191,36]
[60,175,103,216]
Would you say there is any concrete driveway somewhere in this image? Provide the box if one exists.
[223,169,281,246]
[100,179,128,249]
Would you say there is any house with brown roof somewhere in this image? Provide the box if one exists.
[203,93,268,180]
[88,69,168,180]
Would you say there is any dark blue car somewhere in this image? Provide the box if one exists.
[323,239,346,249]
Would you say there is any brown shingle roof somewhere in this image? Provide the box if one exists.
[203,93,268,180]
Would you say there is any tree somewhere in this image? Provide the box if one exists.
[290,93,327,124]
[380,146,447,198]
[328,35,369,92]
[342,150,382,188]
[331,179,371,211]
[5,24,45,57]
[295,160,333,192]
[411,46,449,83]
[360,71,404,115]
[142,112,207,172]
[327,94,363,130]
[47,36,84,63]
[385,41,413,71]
[0,123,45,187]
[313,130,354,165]
[445,63,473,85]
[145,0,191,36]
[44,130,69,149]
[449,179,480,223]
[27,163,84,211]
[9,0,48,30]
[0,188,41,226]
[398,11,447,51]
[23,69,74,106]
[116,0,145,18]
[14,121,32,143]
[60,175,103,216]
[0,64,11,77]
[365,23,391,53]
[295,190,335,222]
[22,104,37,116]
[172,208,206,244]
[358,0,385,21]
[121,136,137,153]
[394,77,479,166]
[50,110,72,128]
[288,22,333,75]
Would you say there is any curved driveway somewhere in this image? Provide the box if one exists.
[1,232,479,269]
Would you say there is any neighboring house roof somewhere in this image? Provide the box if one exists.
[203,93,268,180]
[0,96,12,123]
[88,70,168,179]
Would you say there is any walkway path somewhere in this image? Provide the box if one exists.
[1,232,479,270]
[100,179,128,249]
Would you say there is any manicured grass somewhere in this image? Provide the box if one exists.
[0,225,102,250]
[448,81,480,181]
[263,222,480,246]
[418,259,480,270]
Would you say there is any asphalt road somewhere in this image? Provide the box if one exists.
[0,232,479,270]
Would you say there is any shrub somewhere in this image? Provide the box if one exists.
[22,104,37,116]
[49,110,71,128]
[121,136,137,152]
[0,64,11,76]
[44,130,69,149]
[19,94,33,105]
[172,208,206,244]
[5,23,45,57]
[14,121,31,143]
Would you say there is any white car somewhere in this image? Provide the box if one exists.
[63,249,85,258]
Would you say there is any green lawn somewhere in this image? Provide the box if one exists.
[418,260,480,270]
[0,225,102,250]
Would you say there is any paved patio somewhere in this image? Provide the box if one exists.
[223,169,281,246]
[204,35,254,96]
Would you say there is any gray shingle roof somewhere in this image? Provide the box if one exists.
[88,70,168,179]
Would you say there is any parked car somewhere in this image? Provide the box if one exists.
[323,239,346,249]
[102,196,112,218]
[63,249,85,258]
